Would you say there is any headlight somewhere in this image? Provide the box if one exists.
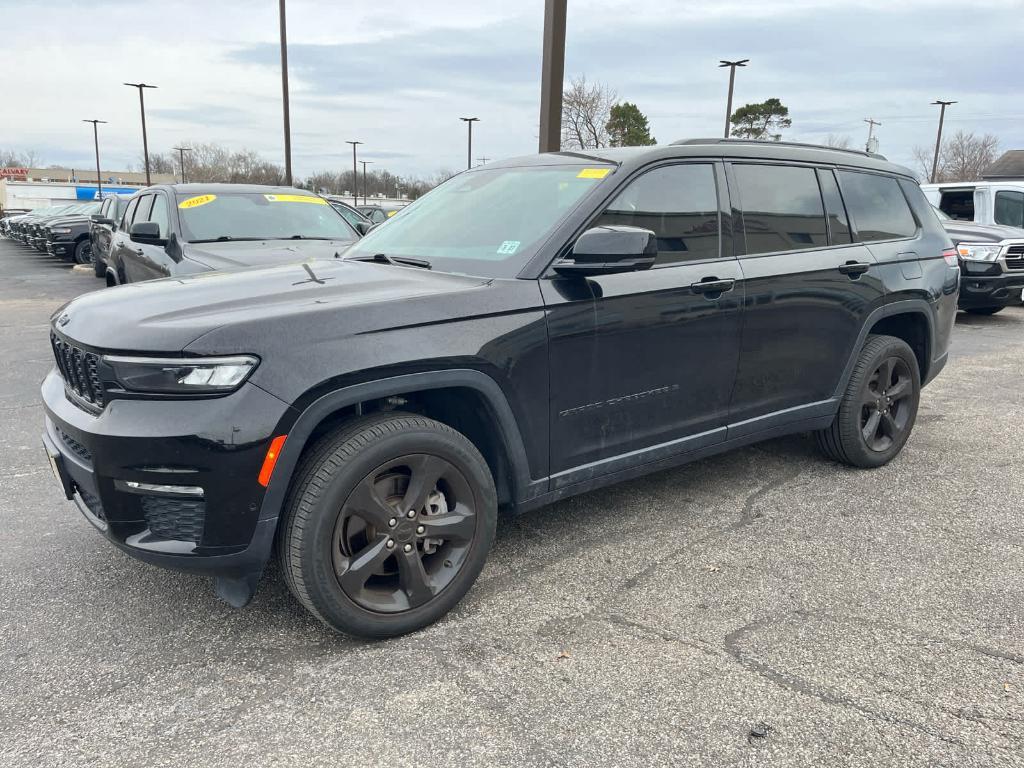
[102,355,258,394]
[956,243,1003,262]
[51,227,72,235]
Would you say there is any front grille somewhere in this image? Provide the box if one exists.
[79,488,106,521]
[50,333,105,408]
[56,426,92,462]
[141,496,206,543]
[1005,245,1024,271]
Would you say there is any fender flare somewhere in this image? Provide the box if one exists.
[832,299,936,400]
[257,369,538,522]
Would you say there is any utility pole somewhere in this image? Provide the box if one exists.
[123,82,157,184]
[279,0,293,185]
[930,100,956,183]
[459,118,479,170]
[172,146,192,184]
[360,160,373,204]
[476,157,490,166]
[718,59,749,138]
[538,0,567,153]
[345,141,362,205]
[82,119,107,197]
[864,118,881,153]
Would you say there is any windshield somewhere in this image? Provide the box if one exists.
[344,164,615,277]
[175,192,356,242]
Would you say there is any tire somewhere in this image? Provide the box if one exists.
[816,334,921,468]
[73,239,92,265]
[964,306,1004,316]
[278,411,497,638]
[93,246,106,278]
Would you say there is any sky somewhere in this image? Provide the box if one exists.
[1,0,1021,180]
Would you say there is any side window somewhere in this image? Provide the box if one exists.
[733,164,827,255]
[938,189,974,221]
[134,195,155,227]
[817,170,852,245]
[120,197,140,230]
[995,191,1024,228]
[148,194,169,238]
[592,163,719,265]
[837,171,917,241]
[99,198,111,218]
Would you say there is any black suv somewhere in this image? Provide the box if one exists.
[105,184,360,284]
[41,140,959,638]
[90,194,132,279]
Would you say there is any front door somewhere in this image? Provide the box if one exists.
[542,161,744,488]
[122,193,173,283]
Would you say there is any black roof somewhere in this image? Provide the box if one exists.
[488,139,913,178]
[983,150,1024,180]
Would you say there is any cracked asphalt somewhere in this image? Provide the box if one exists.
[1,238,1022,767]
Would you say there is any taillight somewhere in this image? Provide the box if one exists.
[942,248,958,266]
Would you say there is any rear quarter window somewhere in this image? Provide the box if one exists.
[995,191,1024,228]
[837,171,917,241]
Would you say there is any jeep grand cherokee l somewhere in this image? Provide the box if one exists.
[41,140,959,638]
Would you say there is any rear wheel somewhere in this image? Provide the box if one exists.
[816,334,920,468]
[278,412,497,638]
[964,306,1004,316]
[73,239,92,265]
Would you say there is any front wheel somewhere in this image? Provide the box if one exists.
[964,306,1004,316]
[73,239,92,265]
[278,412,497,638]
[816,334,921,468]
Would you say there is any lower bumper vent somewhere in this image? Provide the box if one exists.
[141,496,206,543]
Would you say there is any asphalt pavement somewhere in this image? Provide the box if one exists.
[1,239,1021,768]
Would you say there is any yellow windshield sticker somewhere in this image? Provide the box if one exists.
[386,210,397,217]
[179,194,217,209]
[577,168,612,179]
[263,194,327,205]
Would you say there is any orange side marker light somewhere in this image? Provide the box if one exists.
[258,435,287,487]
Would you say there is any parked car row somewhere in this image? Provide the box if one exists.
[2,202,102,261]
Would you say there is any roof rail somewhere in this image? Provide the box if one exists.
[670,137,887,161]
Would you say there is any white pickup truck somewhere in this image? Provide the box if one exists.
[920,181,1024,230]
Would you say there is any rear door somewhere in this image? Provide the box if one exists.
[726,162,884,432]
[542,161,744,486]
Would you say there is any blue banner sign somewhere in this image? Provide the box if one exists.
[75,186,139,200]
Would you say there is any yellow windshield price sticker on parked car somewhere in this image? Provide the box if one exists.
[263,194,327,205]
[178,194,217,209]
[577,168,612,179]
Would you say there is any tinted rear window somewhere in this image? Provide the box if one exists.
[837,171,917,241]
[734,164,827,256]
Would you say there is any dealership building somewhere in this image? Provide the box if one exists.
[0,167,175,213]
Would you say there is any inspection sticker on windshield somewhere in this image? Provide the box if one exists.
[179,194,217,209]
[264,194,327,205]
[577,168,612,179]
[497,240,521,255]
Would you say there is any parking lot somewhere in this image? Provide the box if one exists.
[1,239,1021,767]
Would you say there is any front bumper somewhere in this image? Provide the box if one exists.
[46,238,75,258]
[958,270,1024,309]
[41,369,296,605]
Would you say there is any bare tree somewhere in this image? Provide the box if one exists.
[1,149,43,167]
[561,75,617,150]
[912,131,999,182]
[825,134,851,149]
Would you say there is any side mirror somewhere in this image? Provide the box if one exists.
[354,220,373,236]
[554,225,657,277]
[92,215,114,225]
[129,221,165,245]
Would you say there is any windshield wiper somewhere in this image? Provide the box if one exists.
[353,253,432,270]
[189,236,267,243]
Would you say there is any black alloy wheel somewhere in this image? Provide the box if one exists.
[859,356,913,453]
[332,454,478,613]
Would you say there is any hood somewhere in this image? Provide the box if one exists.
[45,215,91,228]
[52,257,490,352]
[942,220,1024,244]
[184,238,356,270]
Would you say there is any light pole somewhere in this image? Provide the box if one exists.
[930,100,956,183]
[279,0,293,185]
[360,160,373,204]
[123,82,157,184]
[345,140,362,205]
[538,0,567,153]
[82,119,107,197]
[172,146,192,184]
[718,59,749,139]
[460,117,479,171]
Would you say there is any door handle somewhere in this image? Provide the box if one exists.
[838,261,870,277]
[690,277,735,295]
